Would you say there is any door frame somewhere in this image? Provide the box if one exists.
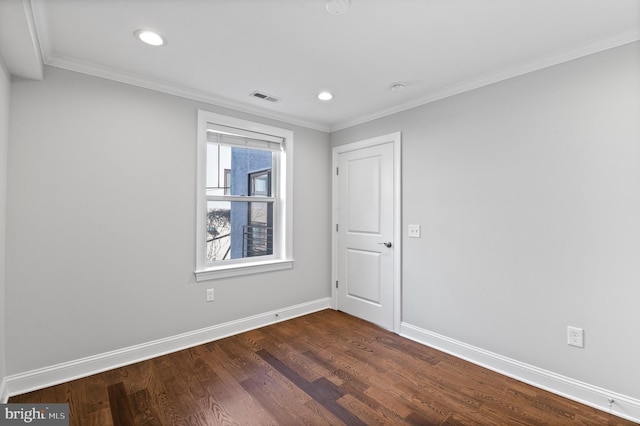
[331,132,402,333]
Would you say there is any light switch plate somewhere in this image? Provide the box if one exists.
[408,224,421,238]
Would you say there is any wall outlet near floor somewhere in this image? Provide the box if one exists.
[567,326,584,348]
[206,288,215,302]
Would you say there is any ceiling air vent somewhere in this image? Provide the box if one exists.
[250,91,280,103]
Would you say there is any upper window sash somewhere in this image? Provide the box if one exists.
[205,141,277,200]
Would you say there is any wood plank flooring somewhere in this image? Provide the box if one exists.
[9,309,633,425]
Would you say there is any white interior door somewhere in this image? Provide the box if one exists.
[334,134,399,331]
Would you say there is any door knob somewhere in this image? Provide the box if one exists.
[378,242,392,248]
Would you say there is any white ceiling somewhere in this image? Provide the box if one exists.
[4,0,640,131]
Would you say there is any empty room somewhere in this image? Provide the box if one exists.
[1,0,639,424]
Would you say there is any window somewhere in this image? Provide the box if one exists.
[250,170,271,196]
[246,169,272,257]
[195,110,293,280]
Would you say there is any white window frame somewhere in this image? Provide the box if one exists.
[195,110,294,281]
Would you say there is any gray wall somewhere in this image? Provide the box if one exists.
[332,42,640,399]
[0,59,10,393]
[5,40,639,405]
[6,66,332,374]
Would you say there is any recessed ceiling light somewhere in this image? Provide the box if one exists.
[317,91,334,101]
[134,30,166,46]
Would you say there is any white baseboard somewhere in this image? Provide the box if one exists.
[401,322,640,424]
[6,297,332,398]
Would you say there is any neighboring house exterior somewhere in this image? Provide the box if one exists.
[206,145,273,261]
[229,147,273,259]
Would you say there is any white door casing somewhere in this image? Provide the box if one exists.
[332,132,401,332]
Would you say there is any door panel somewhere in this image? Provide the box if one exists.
[337,141,394,330]
[346,156,381,233]
[346,248,381,304]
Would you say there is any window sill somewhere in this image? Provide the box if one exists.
[194,259,294,281]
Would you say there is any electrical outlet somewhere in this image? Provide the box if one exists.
[206,288,215,302]
[408,224,421,238]
[567,326,584,348]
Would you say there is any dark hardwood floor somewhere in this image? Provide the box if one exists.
[10,309,633,425]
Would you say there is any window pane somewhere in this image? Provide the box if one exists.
[206,201,231,261]
[246,202,273,257]
[207,201,273,262]
[207,143,272,197]
[206,144,231,196]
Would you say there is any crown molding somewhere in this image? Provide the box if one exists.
[28,0,331,133]
[43,54,331,133]
[28,0,639,135]
[0,0,43,80]
[330,32,640,132]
